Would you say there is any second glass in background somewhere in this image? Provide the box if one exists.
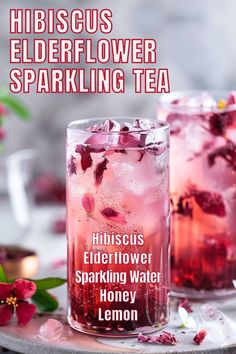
[158,91,236,299]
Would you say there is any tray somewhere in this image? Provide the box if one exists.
[1,296,236,354]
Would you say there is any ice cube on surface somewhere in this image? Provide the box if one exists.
[200,304,236,345]
[38,319,64,341]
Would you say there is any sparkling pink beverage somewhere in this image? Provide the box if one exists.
[158,91,236,298]
[66,118,170,336]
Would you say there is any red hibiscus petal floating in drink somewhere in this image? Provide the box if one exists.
[208,140,236,171]
[101,207,127,224]
[67,156,76,176]
[209,113,232,136]
[119,133,141,147]
[82,194,95,213]
[94,158,109,186]
[192,190,226,217]
[138,331,178,345]
[75,145,93,172]
[193,329,207,345]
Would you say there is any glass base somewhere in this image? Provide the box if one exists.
[68,316,167,338]
[171,287,236,300]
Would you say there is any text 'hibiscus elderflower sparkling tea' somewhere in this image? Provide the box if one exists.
[158,91,236,298]
[66,118,170,336]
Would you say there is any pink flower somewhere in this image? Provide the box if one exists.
[0,279,36,326]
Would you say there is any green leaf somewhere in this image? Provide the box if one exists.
[32,290,59,312]
[33,277,67,290]
[0,94,30,121]
[0,265,8,282]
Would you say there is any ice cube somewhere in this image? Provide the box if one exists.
[38,319,64,342]
[200,304,236,345]
[186,92,217,110]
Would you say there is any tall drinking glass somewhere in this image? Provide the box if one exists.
[158,91,236,299]
[66,117,170,336]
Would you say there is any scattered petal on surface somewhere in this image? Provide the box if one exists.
[138,331,178,345]
[178,298,193,313]
[193,329,207,345]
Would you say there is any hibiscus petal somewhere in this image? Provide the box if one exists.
[16,302,36,325]
[94,158,109,186]
[101,207,127,224]
[13,279,37,300]
[0,283,12,301]
[0,305,13,325]
[82,193,95,213]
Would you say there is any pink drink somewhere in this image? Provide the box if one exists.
[158,91,236,298]
[66,118,170,336]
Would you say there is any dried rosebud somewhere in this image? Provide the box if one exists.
[138,331,178,345]
[94,158,109,186]
[67,156,76,176]
[192,190,226,217]
[193,329,207,345]
[101,207,127,224]
[178,298,193,313]
[82,194,95,213]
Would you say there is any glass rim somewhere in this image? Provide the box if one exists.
[67,117,169,135]
[157,90,236,113]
